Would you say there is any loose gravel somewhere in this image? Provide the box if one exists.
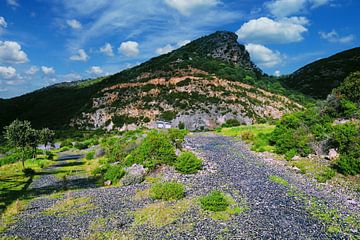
[1,133,359,239]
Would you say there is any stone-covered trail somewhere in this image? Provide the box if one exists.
[1,133,359,239]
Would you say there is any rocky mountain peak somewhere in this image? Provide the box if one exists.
[181,31,260,72]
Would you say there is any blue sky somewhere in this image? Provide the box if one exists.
[0,0,358,98]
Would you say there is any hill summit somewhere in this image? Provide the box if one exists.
[0,31,301,130]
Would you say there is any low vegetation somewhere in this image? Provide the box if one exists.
[200,191,229,212]
[149,182,185,201]
[175,151,202,174]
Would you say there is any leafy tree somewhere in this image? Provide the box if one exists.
[39,128,55,151]
[3,120,38,169]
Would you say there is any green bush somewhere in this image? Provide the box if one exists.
[200,191,229,212]
[124,131,176,169]
[86,151,95,160]
[336,155,360,176]
[316,167,336,183]
[23,168,35,176]
[175,151,202,174]
[332,123,359,154]
[285,149,297,161]
[150,182,185,201]
[104,165,126,183]
[74,142,88,150]
[167,128,188,149]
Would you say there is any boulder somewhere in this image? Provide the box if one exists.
[328,149,338,160]
[95,148,105,158]
[121,164,147,186]
[125,164,147,176]
[104,180,112,186]
[292,155,301,161]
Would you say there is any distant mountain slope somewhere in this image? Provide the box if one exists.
[282,47,360,99]
[0,31,302,130]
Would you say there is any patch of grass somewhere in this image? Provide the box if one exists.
[315,167,336,183]
[268,175,289,187]
[103,165,126,184]
[134,189,150,201]
[207,194,249,221]
[86,231,134,240]
[42,196,94,216]
[144,176,161,184]
[85,151,95,160]
[175,151,202,174]
[218,124,275,153]
[149,182,185,201]
[291,159,336,183]
[0,199,29,233]
[134,199,192,228]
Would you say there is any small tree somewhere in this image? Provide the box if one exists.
[3,120,38,169]
[39,128,55,152]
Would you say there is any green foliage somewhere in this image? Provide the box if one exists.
[315,167,336,183]
[104,165,126,183]
[39,128,55,148]
[200,191,229,212]
[160,111,177,121]
[333,71,360,105]
[332,123,359,154]
[268,175,289,186]
[221,119,241,128]
[86,151,95,160]
[125,131,176,169]
[175,151,202,174]
[336,155,360,176]
[149,182,185,201]
[285,149,297,161]
[178,122,185,130]
[167,128,188,149]
[22,168,35,177]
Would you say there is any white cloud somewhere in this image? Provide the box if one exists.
[69,49,89,61]
[100,43,114,57]
[274,70,281,77]
[0,66,16,79]
[119,41,139,57]
[245,43,283,68]
[236,17,308,44]
[88,66,103,75]
[165,0,219,15]
[25,66,39,75]
[63,73,80,82]
[41,66,55,75]
[67,19,82,29]
[177,39,191,47]
[319,30,355,44]
[0,41,29,64]
[265,0,331,17]
[0,17,7,28]
[155,44,174,55]
[7,0,19,7]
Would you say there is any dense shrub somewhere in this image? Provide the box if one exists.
[175,152,202,174]
[336,155,360,176]
[167,129,188,149]
[200,191,229,212]
[150,182,185,201]
[332,123,359,154]
[124,131,176,169]
[23,168,35,177]
[333,71,360,105]
[74,142,88,150]
[104,165,126,183]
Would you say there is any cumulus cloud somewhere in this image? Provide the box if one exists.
[165,0,219,15]
[25,66,39,75]
[88,66,103,75]
[245,43,283,68]
[67,19,82,29]
[0,41,29,64]
[265,0,331,17]
[177,39,191,47]
[119,41,139,57]
[319,30,355,44]
[41,66,55,75]
[100,43,114,57]
[274,70,281,77]
[155,44,174,55]
[6,0,19,7]
[0,66,16,79]
[236,17,308,44]
[70,49,89,61]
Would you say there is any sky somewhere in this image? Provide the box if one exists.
[0,0,359,98]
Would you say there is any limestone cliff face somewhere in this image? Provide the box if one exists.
[70,31,302,130]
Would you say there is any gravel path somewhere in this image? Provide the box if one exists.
[1,133,359,239]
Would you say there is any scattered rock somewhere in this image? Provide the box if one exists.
[328,149,338,160]
[121,174,144,186]
[292,167,301,173]
[95,148,105,158]
[104,180,112,186]
[292,155,301,161]
[176,148,181,156]
[125,164,147,176]
[347,199,358,205]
